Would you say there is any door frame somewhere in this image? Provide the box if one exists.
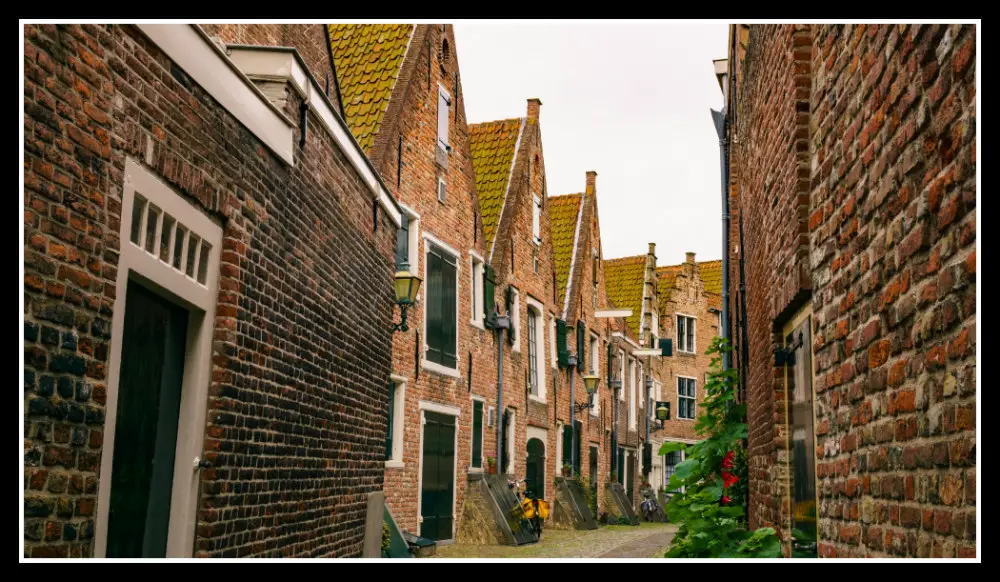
[417,400,461,543]
[96,157,222,558]
[526,426,548,499]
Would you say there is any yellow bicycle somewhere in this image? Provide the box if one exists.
[509,478,549,539]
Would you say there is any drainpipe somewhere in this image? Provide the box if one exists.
[711,106,731,372]
[494,312,510,471]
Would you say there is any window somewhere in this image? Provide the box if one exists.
[437,177,447,203]
[664,450,683,492]
[618,350,626,401]
[424,239,458,371]
[638,363,644,409]
[784,306,818,557]
[437,85,451,151]
[549,315,558,369]
[677,315,696,353]
[593,284,598,309]
[397,205,420,271]
[471,399,484,469]
[533,250,539,274]
[508,287,520,351]
[387,378,406,466]
[589,334,600,416]
[528,309,539,396]
[532,195,542,244]
[678,377,696,420]
[629,360,637,430]
[470,254,484,327]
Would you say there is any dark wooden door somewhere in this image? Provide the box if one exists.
[626,450,636,505]
[525,438,545,499]
[420,411,456,541]
[106,282,188,557]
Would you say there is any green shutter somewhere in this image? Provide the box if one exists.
[556,319,568,368]
[441,253,457,369]
[483,265,495,327]
[472,401,483,468]
[505,287,516,346]
[577,324,586,372]
[562,424,573,471]
[425,248,444,365]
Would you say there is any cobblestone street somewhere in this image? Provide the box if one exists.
[430,523,678,559]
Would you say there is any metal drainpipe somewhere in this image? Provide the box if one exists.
[711,106,732,373]
[568,353,577,476]
[495,312,508,471]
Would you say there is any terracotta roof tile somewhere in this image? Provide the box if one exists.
[549,194,583,312]
[327,24,414,151]
[603,255,647,337]
[698,260,723,295]
[468,118,523,252]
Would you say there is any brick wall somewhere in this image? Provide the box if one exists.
[24,24,396,557]
[731,23,976,558]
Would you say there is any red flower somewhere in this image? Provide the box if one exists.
[721,450,735,470]
[721,495,731,505]
[722,470,739,489]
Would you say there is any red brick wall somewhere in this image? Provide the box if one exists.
[23,24,396,557]
[731,23,976,558]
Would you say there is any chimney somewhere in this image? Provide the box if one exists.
[648,242,657,258]
[585,171,597,195]
[686,251,696,265]
[685,251,696,277]
[527,98,542,124]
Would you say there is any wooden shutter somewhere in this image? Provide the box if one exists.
[505,287,516,346]
[437,87,450,149]
[441,251,457,368]
[483,264,495,327]
[577,324,586,372]
[425,247,444,365]
[556,319,568,368]
[472,401,483,468]
[561,425,573,470]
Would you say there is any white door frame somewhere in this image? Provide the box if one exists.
[95,157,222,558]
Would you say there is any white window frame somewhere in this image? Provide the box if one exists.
[469,251,485,329]
[469,395,486,472]
[506,409,517,475]
[678,375,697,421]
[638,363,644,409]
[618,350,626,401]
[629,359,637,430]
[95,157,222,558]
[437,84,451,151]
[526,298,547,402]
[532,194,541,244]
[510,286,521,353]
[398,203,421,274]
[589,333,601,417]
[549,314,558,370]
[421,231,461,378]
[437,176,447,204]
[677,313,697,354]
[387,375,407,468]
[556,422,565,468]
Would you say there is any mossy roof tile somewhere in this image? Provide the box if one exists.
[549,194,583,312]
[603,255,647,337]
[327,24,414,151]
[469,118,523,251]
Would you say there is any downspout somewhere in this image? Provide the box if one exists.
[710,108,731,372]
[495,311,508,472]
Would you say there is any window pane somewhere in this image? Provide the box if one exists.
[130,194,147,245]
[472,401,483,468]
[144,204,160,253]
[172,225,187,270]
[159,215,175,263]
[197,241,211,285]
[185,234,200,278]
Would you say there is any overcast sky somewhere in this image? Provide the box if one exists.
[454,22,728,266]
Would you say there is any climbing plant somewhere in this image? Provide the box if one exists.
[659,337,782,558]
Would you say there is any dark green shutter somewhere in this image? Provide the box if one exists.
[577,325,586,372]
[505,287,516,346]
[483,265,495,327]
[556,319,568,368]
[426,248,444,365]
[441,253,457,368]
[562,424,573,471]
[472,401,483,468]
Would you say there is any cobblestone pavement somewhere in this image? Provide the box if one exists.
[431,523,678,559]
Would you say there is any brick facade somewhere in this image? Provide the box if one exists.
[24,24,397,557]
[724,24,977,558]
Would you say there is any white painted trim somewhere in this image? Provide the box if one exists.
[95,157,222,558]
[386,375,407,467]
[612,331,641,350]
[526,426,548,445]
[526,297,546,401]
[223,45,402,227]
[421,229,461,376]
[415,401,460,541]
[469,251,485,329]
[561,195,585,319]
[595,309,632,318]
[632,348,662,357]
[677,375,698,421]
[488,118,525,263]
[135,25,294,165]
[506,409,517,476]
[676,312,698,354]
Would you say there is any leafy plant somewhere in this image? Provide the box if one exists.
[380,522,391,557]
[577,470,596,516]
[659,337,782,558]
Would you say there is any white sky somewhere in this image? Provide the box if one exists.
[454,22,728,266]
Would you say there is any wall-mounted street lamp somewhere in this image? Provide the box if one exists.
[654,401,671,429]
[392,263,422,333]
[574,374,600,413]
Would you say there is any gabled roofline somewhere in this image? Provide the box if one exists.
[561,193,585,319]
[488,117,525,264]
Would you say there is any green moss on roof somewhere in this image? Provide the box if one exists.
[656,265,683,316]
[327,24,414,151]
[603,255,646,337]
[549,194,583,311]
[699,260,723,295]
[469,118,522,251]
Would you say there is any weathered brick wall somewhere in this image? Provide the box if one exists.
[733,24,814,537]
[807,24,976,558]
[369,25,496,536]
[24,24,396,558]
[732,23,976,558]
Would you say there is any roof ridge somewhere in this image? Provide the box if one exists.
[469,116,523,128]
